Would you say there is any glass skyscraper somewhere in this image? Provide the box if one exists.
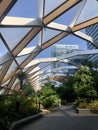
[51,44,79,75]
[86,23,98,63]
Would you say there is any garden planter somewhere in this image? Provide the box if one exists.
[9,113,43,130]
[76,108,98,114]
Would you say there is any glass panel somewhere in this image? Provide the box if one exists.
[75,0,98,25]
[16,54,30,64]
[6,61,18,74]
[0,39,8,57]
[44,0,68,16]
[42,28,61,43]
[1,28,31,50]
[36,46,52,58]
[55,34,87,51]
[54,4,77,26]
[41,65,51,76]
[39,63,51,69]
[0,65,2,71]
[26,34,39,47]
[7,0,38,18]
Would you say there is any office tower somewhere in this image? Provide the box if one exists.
[86,23,98,63]
[51,44,79,75]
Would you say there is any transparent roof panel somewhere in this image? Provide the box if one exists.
[7,0,38,18]
[75,0,98,25]
[0,65,2,71]
[42,28,61,43]
[6,61,18,74]
[39,63,51,70]
[26,33,39,47]
[36,45,52,59]
[44,0,68,16]
[16,54,30,64]
[0,39,8,57]
[55,34,87,51]
[41,65,51,74]
[54,4,77,26]
[1,28,31,50]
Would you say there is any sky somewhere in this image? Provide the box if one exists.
[0,0,89,59]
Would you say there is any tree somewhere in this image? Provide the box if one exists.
[84,61,98,94]
[40,81,60,109]
[73,65,97,102]
[93,71,98,93]
[16,71,27,89]
[56,75,76,103]
[23,84,35,97]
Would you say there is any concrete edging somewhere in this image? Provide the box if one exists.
[9,113,43,130]
[76,108,98,114]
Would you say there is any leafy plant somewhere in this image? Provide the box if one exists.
[73,65,97,102]
[89,100,98,109]
[78,101,89,108]
[16,71,27,89]
[0,93,40,130]
[40,82,60,109]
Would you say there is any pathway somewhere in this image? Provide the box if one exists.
[14,105,98,130]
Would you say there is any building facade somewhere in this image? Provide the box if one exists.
[51,44,79,75]
[86,23,98,63]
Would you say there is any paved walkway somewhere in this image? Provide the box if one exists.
[16,105,98,130]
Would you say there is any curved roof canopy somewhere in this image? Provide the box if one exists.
[0,0,98,93]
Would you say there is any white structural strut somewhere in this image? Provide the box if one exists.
[30,65,78,81]
[1,16,41,27]
[28,49,98,84]
[74,31,98,48]
[25,49,98,68]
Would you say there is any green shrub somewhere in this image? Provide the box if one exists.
[89,100,98,109]
[42,95,59,109]
[0,94,40,130]
[73,98,86,107]
[74,99,98,109]
[78,101,89,108]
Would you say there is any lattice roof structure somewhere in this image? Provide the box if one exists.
[0,0,98,94]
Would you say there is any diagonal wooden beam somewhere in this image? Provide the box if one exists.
[0,60,12,84]
[25,65,37,74]
[72,17,98,32]
[0,0,17,22]
[41,32,68,50]
[13,82,20,91]
[6,76,16,89]
[1,69,19,84]
[3,76,16,94]
[20,52,40,68]
[12,27,41,56]
[43,0,81,24]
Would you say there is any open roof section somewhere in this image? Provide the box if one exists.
[0,0,98,93]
